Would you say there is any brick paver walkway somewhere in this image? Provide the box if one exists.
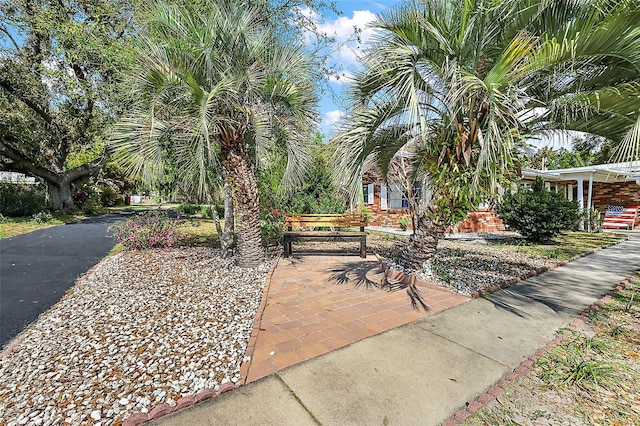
[240,253,469,383]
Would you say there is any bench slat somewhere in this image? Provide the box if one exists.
[283,213,367,258]
[285,231,366,237]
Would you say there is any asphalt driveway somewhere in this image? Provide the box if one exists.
[0,214,128,348]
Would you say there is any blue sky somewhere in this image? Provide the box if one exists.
[313,0,402,138]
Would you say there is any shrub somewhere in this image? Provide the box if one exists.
[200,204,212,218]
[398,216,410,231]
[83,197,106,215]
[31,211,53,223]
[261,210,285,245]
[497,177,580,242]
[99,185,121,207]
[178,202,200,215]
[72,189,90,208]
[108,210,184,250]
[0,182,47,217]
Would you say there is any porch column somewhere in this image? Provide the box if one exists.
[567,184,573,201]
[587,173,594,232]
[577,179,584,230]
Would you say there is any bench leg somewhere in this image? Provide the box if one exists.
[360,237,366,258]
[284,239,290,257]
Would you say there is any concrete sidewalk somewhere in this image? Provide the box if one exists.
[153,233,640,426]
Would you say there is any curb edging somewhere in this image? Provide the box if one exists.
[121,383,237,426]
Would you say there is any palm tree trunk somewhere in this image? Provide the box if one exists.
[398,213,445,271]
[212,184,235,258]
[223,147,264,268]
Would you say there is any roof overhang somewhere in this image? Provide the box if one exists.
[522,161,640,183]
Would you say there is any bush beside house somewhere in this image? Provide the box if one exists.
[498,177,580,242]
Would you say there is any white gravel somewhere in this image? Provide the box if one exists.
[368,235,558,297]
[0,247,273,426]
[427,239,557,296]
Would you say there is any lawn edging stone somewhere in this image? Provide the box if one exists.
[122,383,238,425]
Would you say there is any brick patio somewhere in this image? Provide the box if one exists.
[240,252,469,383]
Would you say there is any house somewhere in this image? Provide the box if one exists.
[522,161,640,229]
[359,152,421,230]
[0,171,36,185]
[360,161,640,232]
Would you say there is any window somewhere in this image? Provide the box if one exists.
[388,183,420,209]
[388,184,405,209]
[363,183,374,205]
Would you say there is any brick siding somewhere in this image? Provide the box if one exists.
[589,181,640,227]
[360,182,504,233]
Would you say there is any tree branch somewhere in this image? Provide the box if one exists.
[0,26,20,50]
[0,137,60,182]
[0,79,55,126]
[67,146,112,182]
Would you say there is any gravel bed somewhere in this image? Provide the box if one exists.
[343,235,557,297]
[0,247,274,426]
[426,239,557,296]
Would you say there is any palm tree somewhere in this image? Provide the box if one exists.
[111,1,318,267]
[331,0,640,271]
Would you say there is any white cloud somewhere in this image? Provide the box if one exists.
[303,8,378,65]
[323,109,344,126]
[323,10,377,63]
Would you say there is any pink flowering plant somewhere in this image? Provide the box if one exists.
[108,210,184,250]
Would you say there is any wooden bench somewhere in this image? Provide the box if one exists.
[283,214,368,258]
[602,205,638,230]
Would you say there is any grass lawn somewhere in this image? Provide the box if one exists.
[179,219,221,246]
[0,216,67,238]
[465,274,640,425]
[489,231,628,260]
[106,203,180,212]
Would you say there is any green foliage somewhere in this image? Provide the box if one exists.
[0,182,47,217]
[177,203,201,215]
[108,210,184,250]
[258,134,346,244]
[30,211,53,224]
[259,135,345,215]
[497,177,580,242]
[82,196,106,216]
[260,211,286,245]
[99,185,121,207]
[72,183,108,215]
[398,216,410,231]
[522,147,589,170]
[331,0,640,270]
[537,340,616,390]
[199,205,212,219]
[0,0,138,210]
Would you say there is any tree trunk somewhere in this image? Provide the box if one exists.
[212,184,235,258]
[46,179,76,211]
[223,148,264,268]
[398,213,445,271]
